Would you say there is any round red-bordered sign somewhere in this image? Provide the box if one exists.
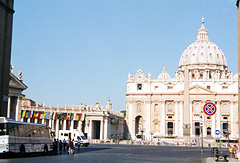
[203,102,217,116]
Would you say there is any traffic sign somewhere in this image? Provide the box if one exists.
[203,102,217,116]
[215,130,220,135]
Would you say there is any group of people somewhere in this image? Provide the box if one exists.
[53,138,81,155]
[229,145,238,158]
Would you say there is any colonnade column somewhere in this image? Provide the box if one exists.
[63,120,66,130]
[15,97,21,121]
[100,119,104,140]
[161,101,165,136]
[175,101,178,136]
[78,121,82,131]
[70,120,74,130]
[89,119,92,139]
[56,119,59,138]
[7,96,11,118]
[104,118,108,140]
[231,101,235,137]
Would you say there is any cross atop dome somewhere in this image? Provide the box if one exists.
[201,17,204,23]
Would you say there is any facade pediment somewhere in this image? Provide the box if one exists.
[178,84,216,95]
[9,73,27,90]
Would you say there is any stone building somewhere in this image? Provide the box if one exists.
[126,19,238,141]
[20,98,125,141]
[7,66,27,120]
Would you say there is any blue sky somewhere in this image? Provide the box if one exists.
[11,0,238,111]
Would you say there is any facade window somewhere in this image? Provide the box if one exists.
[223,104,228,112]
[222,86,228,90]
[167,122,173,135]
[195,103,200,112]
[223,117,228,120]
[222,123,228,135]
[137,103,142,112]
[168,103,173,112]
[195,122,200,136]
[207,86,211,89]
[167,86,173,89]
[154,86,158,90]
[207,127,211,136]
[137,84,142,90]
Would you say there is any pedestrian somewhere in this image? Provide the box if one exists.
[63,139,66,151]
[67,139,70,154]
[56,139,59,154]
[229,145,233,158]
[53,139,58,155]
[69,139,74,155]
[233,145,238,158]
[59,140,63,154]
[77,138,81,151]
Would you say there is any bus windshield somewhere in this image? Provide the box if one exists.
[0,123,8,135]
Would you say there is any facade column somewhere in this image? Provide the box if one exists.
[145,100,151,140]
[70,120,74,130]
[231,101,235,137]
[49,119,52,128]
[34,118,37,123]
[161,101,165,136]
[104,118,108,140]
[63,120,66,130]
[190,101,193,136]
[127,101,134,139]
[7,96,11,118]
[78,121,82,131]
[175,101,178,136]
[100,119,104,140]
[15,97,22,121]
[180,101,183,137]
[56,119,59,139]
[89,119,92,139]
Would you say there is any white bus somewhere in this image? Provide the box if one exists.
[0,117,53,156]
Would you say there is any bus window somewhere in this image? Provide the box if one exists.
[0,124,8,135]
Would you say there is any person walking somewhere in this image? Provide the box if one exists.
[77,138,81,151]
[233,145,238,158]
[69,139,74,155]
[59,140,63,154]
[63,139,66,151]
[229,146,233,158]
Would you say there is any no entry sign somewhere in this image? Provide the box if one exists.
[203,102,217,116]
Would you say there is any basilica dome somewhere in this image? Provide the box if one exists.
[178,19,227,70]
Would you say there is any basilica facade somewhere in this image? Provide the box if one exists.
[126,19,238,141]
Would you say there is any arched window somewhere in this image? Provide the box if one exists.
[195,103,200,113]
[223,104,228,112]
[168,103,173,112]
[137,103,142,112]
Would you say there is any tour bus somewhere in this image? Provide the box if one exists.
[59,130,89,147]
[0,117,53,156]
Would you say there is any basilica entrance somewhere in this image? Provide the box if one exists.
[135,116,143,136]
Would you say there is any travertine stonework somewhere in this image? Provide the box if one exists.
[126,19,238,141]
